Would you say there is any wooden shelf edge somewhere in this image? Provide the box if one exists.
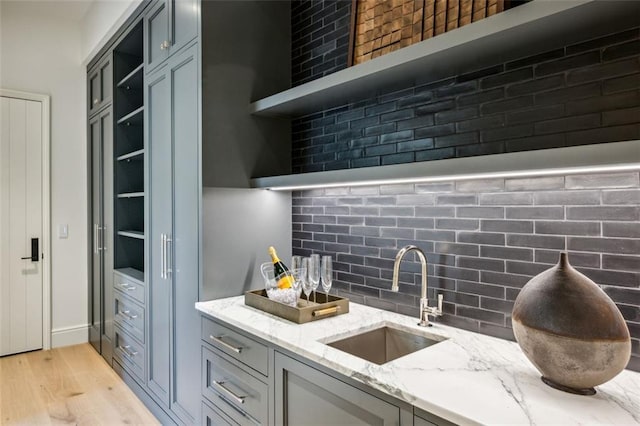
[250,141,640,190]
[249,0,640,116]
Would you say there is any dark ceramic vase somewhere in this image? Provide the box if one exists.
[512,252,631,395]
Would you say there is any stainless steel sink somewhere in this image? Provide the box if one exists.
[326,326,444,365]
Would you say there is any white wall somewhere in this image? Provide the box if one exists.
[0,4,88,346]
[81,0,142,64]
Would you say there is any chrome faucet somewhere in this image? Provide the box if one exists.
[391,245,443,327]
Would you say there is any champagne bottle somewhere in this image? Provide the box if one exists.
[268,246,294,289]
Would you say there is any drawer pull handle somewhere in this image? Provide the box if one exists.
[212,380,245,405]
[119,345,138,358]
[209,335,242,354]
[312,306,339,317]
[118,283,136,292]
[120,310,138,320]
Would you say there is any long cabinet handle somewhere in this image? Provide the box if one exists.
[94,224,99,254]
[166,234,173,279]
[102,225,107,252]
[212,381,245,405]
[160,233,165,279]
[209,335,242,354]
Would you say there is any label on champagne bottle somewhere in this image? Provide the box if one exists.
[269,246,293,289]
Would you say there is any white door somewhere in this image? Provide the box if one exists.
[0,96,43,356]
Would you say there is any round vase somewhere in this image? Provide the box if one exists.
[512,252,631,395]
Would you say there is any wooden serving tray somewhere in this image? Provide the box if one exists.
[244,289,349,324]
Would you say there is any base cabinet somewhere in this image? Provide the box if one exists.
[274,352,402,426]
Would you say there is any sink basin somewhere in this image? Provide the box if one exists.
[325,326,444,365]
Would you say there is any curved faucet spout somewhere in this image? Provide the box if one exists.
[392,245,428,300]
[392,245,442,327]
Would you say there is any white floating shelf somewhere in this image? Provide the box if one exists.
[250,141,640,190]
[117,149,144,162]
[249,0,640,117]
[117,106,144,125]
[117,192,144,198]
[114,267,144,284]
[118,230,145,240]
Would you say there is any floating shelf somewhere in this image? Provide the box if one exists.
[117,63,144,90]
[114,267,144,284]
[118,230,144,240]
[249,0,640,116]
[117,149,144,162]
[251,141,640,190]
[117,106,144,126]
[117,192,144,198]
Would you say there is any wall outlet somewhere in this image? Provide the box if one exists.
[58,224,68,239]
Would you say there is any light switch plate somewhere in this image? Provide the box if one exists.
[58,224,68,239]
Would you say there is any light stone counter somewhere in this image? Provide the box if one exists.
[196,297,640,425]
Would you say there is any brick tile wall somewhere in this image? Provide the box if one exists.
[291,26,640,173]
[291,171,640,371]
[291,0,352,86]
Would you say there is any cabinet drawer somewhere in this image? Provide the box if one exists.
[202,400,238,426]
[114,293,145,343]
[114,326,145,382]
[201,317,268,377]
[113,271,145,305]
[202,346,268,425]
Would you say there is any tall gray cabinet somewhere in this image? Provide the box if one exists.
[88,1,291,424]
[146,42,200,423]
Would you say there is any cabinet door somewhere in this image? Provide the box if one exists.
[101,108,114,364]
[89,114,102,353]
[145,0,170,73]
[171,0,198,54]
[274,352,401,425]
[146,64,172,406]
[88,55,112,116]
[169,44,200,424]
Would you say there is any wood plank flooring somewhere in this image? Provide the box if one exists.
[0,344,159,425]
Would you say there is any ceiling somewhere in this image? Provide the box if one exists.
[1,0,95,23]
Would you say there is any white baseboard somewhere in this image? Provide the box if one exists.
[51,324,89,348]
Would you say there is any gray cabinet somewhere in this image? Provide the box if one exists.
[88,54,112,116]
[147,42,200,424]
[144,0,198,73]
[274,352,401,425]
[88,106,114,365]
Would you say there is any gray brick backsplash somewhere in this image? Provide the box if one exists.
[481,220,534,233]
[533,190,601,205]
[505,176,565,191]
[480,192,533,205]
[567,206,640,221]
[603,189,640,205]
[566,172,640,189]
[292,169,640,372]
[535,220,601,236]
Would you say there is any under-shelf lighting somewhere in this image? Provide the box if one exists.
[266,163,640,191]
[254,140,640,191]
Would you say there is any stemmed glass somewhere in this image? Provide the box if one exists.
[308,254,320,303]
[321,256,333,303]
[301,257,314,306]
[291,256,303,300]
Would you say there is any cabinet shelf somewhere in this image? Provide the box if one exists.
[250,141,640,190]
[117,192,144,198]
[117,106,144,126]
[117,63,144,90]
[118,230,145,240]
[249,0,640,116]
[117,149,144,162]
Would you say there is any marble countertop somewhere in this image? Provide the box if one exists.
[196,297,640,425]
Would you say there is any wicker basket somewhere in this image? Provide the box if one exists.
[351,0,508,65]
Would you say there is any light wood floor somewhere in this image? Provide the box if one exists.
[0,344,159,425]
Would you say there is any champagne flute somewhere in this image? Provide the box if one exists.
[301,257,313,306]
[321,256,333,303]
[308,254,320,303]
[291,256,303,300]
